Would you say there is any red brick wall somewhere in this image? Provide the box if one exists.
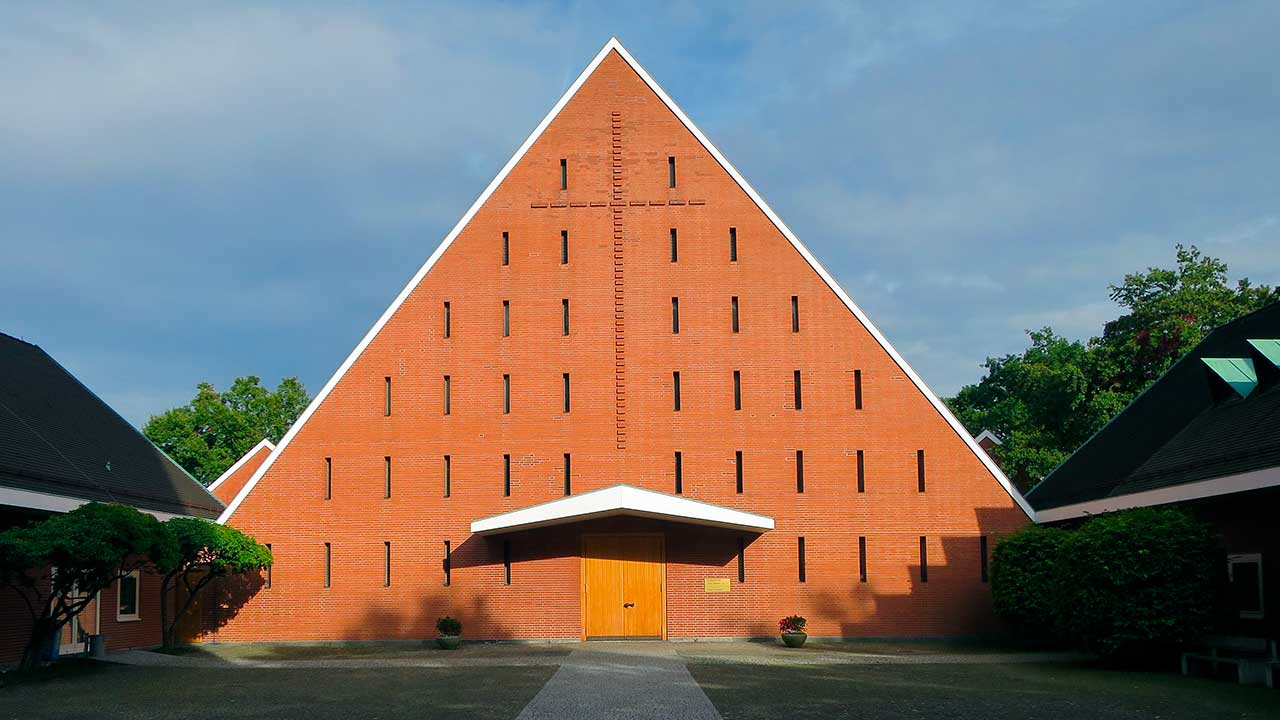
[207,50,1028,642]
[210,444,272,505]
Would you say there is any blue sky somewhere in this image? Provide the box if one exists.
[3,1,1278,426]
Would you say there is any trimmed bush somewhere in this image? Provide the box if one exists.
[991,525,1068,644]
[1054,507,1224,659]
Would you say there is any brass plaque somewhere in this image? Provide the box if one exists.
[704,578,731,593]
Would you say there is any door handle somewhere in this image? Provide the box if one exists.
[623,602,635,608]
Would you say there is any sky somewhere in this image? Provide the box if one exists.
[3,1,1278,427]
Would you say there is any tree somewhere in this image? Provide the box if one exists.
[949,245,1276,491]
[144,376,309,485]
[0,503,174,671]
[155,518,272,648]
[990,525,1068,645]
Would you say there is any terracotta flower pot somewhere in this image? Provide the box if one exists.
[781,632,808,648]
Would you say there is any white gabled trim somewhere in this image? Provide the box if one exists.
[207,439,275,493]
[471,484,775,535]
[1034,465,1280,522]
[219,36,1035,523]
[0,484,205,521]
[974,430,1004,447]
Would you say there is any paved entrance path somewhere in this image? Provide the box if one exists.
[516,643,722,720]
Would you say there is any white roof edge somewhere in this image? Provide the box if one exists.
[470,484,775,535]
[0,484,208,521]
[207,439,276,493]
[219,36,1034,524]
[974,430,1004,447]
[1034,465,1280,522]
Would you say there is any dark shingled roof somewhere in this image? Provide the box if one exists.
[0,332,223,519]
[1027,302,1280,511]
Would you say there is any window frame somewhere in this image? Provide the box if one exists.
[1228,553,1265,619]
[116,569,141,622]
[729,226,738,261]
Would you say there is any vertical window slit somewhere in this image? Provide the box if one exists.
[562,298,570,336]
[920,536,929,583]
[980,536,989,583]
[729,227,738,261]
[670,228,678,262]
[857,450,865,493]
[324,542,331,588]
[443,455,451,498]
[796,450,804,493]
[443,301,451,338]
[674,451,683,495]
[562,373,570,413]
[384,542,391,587]
[668,156,676,188]
[503,454,511,497]
[731,296,739,333]
[673,371,681,411]
[324,457,332,500]
[859,536,867,582]
[917,450,926,492]
[737,538,745,582]
[563,453,571,496]
[384,456,391,499]
[794,370,803,410]
[443,375,451,416]
[561,230,569,264]
[560,158,567,189]
[503,540,512,585]
[384,376,392,416]
[265,544,272,588]
[671,297,680,333]
[502,300,510,337]
[502,231,509,266]
[443,541,451,586]
[798,537,806,583]
[791,295,799,332]
[503,374,510,414]
[854,369,863,410]
[733,370,741,411]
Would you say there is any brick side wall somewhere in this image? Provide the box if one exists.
[205,50,1029,643]
[210,445,272,505]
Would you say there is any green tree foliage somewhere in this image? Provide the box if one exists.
[949,245,1276,491]
[144,376,309,485]
[155,518,272,648]
[0,503,173,670]
[991,508,1225,660]
[989,525,1068,645]
[1053,508,1225,659]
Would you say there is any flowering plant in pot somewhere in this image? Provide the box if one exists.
[436,616,462,650]
[779,615,808,648]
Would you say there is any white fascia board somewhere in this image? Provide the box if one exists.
[207,439,276,493]
[470,484,775,535]
[219,36,1034,523]
[1035,465,1280,523]
[0,484,205,521]
[974,430,1004,446]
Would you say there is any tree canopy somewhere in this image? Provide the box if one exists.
[949,245,1277,491]
[144,375,309,485]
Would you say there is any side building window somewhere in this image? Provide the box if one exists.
[1229,553,1264,619]
[117,570,141,621]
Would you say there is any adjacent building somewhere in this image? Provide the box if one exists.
[1028,302,1279,638]
[206,38,1030,642]
[0,332,224,664]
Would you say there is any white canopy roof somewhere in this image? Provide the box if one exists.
[469,484,775,535]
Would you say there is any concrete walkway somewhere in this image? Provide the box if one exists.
[516,643,721,720]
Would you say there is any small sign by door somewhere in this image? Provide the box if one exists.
[704,578,731,593]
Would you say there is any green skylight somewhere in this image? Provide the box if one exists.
[1247,339,1280,369]
[1202,357,1257,398]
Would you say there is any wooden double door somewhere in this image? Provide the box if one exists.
[582,534,666,640]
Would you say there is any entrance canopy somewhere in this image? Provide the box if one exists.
[470,484,774,536]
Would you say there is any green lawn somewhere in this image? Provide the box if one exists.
[689,661,1279,720]
[0,661,555,720]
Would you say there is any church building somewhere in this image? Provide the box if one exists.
[207,38,1031,642]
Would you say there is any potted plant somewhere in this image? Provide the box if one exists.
[436,616,462,650]
[779,615,808,648]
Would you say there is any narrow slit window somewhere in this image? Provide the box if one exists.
[735,450,744,494]
[562,373,571,413]
[384,542,391,587]
[729,227,738,262]
[503,374,510,414]
[857,450,865,493]
[502,300,510,337]
[562,299,570,336]
[503,454,511,497]
[673,371,681,411]
[731,296,739,333]
[794,370,803,410]
[384,456,392,499]
[560,158,567,189]
[798,537,806,583]
[980,536,989,583]
[670,228,678,262]
[563,453,571,496]
[674,451,683,494]
[443,376,451,415]
[854,369,863,410]
[917,450,926,492]
[671,297,680,333]
[503,540,512,585]
[561,230,569,264]
[796,450,805,493]
[384,376,392,416]
[265,543,272,588]
[668,156,676,188]
[324,542,331,588]
[859,536,867,582]
[443,541,451,586]
[920,536,929,583]
[443,455,451,498]
[502,231,509,266]
[737,538,746,582]
[324,457,332,500]
[443,301,451,338]
[791,295,799,332]
[733,370,741,411]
